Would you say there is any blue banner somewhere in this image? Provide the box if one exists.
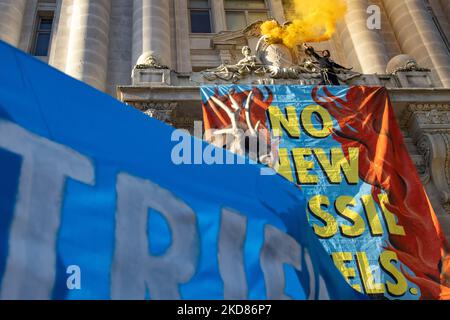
[0,41,361,300]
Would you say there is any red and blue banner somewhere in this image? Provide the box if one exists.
[202,85,450,300]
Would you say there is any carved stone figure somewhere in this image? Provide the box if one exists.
[202,20,360,83]
[253,22,303,79]
[257,39,295,68]
[203,46,265,82]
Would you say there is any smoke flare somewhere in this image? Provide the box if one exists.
[261,0,347,48]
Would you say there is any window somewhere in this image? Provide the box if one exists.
[225,0,269,31]
[189,0,212,33]
[32,12,54,57]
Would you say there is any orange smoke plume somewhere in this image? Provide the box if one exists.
[261,0,347,48]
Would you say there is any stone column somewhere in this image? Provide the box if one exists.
[174,0,192,73]
[211,0,226,33]
[340,0,389,74]
[269,0,286,23]
[48,0,73,72]
[0,0,26,46]
[440,0,450,24]
[65,0,111,91]
[132,0,172,68]
[383,0,450,87]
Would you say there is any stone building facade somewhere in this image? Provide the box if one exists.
[0,0,449,239]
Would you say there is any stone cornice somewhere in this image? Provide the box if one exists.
[117,85,450,105]
[387,88,450,104]
[117,86,202,103]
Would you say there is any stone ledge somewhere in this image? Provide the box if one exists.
[117,85,450,105]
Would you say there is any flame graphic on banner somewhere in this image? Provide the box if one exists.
[312,86,450,299]
[202,86,273,134]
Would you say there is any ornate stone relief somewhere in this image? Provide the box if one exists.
[416,109,450,126]
[402,104,450,214]
[401,104,450,129]
[134,53,169,70]
[389,59,430,75]
[202,22,360,84]
[130,102,178,125]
